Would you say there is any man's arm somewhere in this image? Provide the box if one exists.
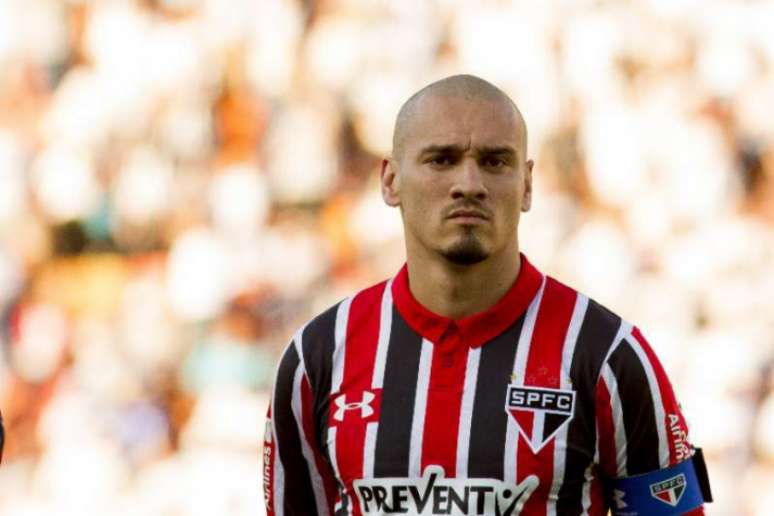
[595,326,711,515]
[264,338,337,516]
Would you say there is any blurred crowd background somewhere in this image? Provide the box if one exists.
[0,0,772,514]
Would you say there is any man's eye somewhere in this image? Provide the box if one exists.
[429,155,453,166]
[483,157,506,167]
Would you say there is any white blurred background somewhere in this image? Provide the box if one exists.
[0,0,772,514]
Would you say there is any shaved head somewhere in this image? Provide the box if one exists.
[392,74,528,161]
[380,73,534,318]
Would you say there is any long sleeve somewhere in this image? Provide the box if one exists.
[595,326,704,514]
[263,339,338,515]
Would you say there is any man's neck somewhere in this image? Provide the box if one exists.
[405,245,521,320]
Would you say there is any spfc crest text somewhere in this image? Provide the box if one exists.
[505,385,576,453]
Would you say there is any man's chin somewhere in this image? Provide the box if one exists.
[443,252,488,266]
[441,241,489,266]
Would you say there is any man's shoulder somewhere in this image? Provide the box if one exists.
[541,273,636,377]
[297,278,392,343]
[545,274,628,333]
[284,278,391,377]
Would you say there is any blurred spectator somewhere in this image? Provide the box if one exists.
[0,1,772,515]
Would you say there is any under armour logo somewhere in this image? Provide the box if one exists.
[333,391,375,422]
[612,489,627,509]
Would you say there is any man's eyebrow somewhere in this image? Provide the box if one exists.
[417,144,466,156]
[477,145,517,157]
[415,144,519,161]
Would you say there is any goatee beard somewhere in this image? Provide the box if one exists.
[442,231,488,266]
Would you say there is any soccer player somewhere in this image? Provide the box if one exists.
[263,75,711,515]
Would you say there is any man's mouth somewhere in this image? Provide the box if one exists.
[447,209,489,222]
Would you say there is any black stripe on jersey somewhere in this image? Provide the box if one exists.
[607,339,660,475]
[334,492,350,516]
[300,303,339,451]
[557,299,621,514]
[373,307,424,477]
[273,344,318,514]
[467,315,525,479]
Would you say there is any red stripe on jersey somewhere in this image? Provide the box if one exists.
[587,473,605,515]
[595,376,618,478]
[631,327,691,465]
[334,282,386,514]
[421,338,469,476]
[301,376,337,512]
[518,278,577,516]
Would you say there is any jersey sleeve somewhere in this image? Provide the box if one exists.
[595,326,704,514]
[263,337,338,516]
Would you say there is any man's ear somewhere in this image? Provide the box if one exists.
[521,159,533,212]
[381,158,400,207]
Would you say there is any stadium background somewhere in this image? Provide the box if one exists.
[0,0,772,514]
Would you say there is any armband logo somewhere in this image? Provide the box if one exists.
[649,473,686,507]
[505,385,576,453]
[611,489,627,509]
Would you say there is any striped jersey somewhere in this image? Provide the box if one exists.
[263,254,703,515]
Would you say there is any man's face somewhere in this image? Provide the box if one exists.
[382,94,532,266]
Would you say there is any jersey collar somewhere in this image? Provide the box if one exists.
[391,253,543,348]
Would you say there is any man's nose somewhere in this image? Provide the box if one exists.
[450,158,487,200]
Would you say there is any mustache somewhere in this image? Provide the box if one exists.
[443,201,493,219]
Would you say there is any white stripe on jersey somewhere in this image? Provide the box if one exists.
[327,426,340,478]
[362,280,394,478]
[602,320,633,367]
[371,279,393,390]
[290,363,330,515]
[625,334,670,467]
[329,298,352,514]
[580,460,594,515]
[331,297,353,394]
[408,338,434,477]
[362,422,379,479]
[601,362,628,477]
[512,276,546,381]
[292,324,308,376]
[560,294,589,387]
[504,276,546,484]
[547,293,588,516]
[326,426,350,515]
[455,347,481,477]
[271,390,285,515]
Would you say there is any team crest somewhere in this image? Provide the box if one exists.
[649,473,686,507]
[505,385,576,453]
